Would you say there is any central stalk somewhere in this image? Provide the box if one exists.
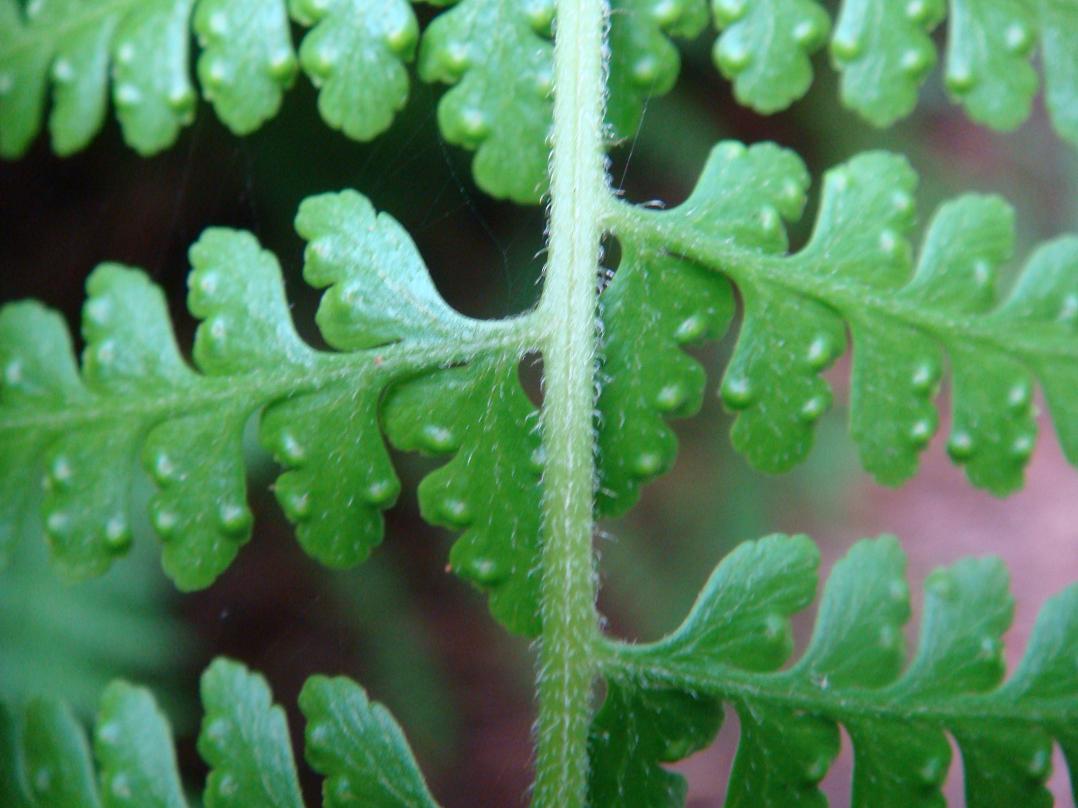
[533,0,609,805]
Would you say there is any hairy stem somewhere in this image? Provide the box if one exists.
[532,0,609,805]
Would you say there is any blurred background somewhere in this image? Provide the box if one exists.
[2,14,1078,807]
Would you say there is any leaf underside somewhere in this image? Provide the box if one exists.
[0,189,542,636]
[591,532,1078,808]
[6,535,1075,808]
[3,0,1074,203]
[1,658,438,808]
[716,0,1078,147]
[0,0,705,204]
[606,140,1078,499]
[4,139,1077,638]
[0,0,420,156]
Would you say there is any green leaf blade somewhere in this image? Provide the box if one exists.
[614,142,1078,496]
[793,536,909,689]
[384,357,544,636]
[831,0,944,126]
[726,703,836,807]
[0,1,48,158]
[944,0,1038,131]
[996,237,1078,469]
[13,265,203,579]
[4,660,442,808]
[262,386,401,569]
[597,248,734,517]
[48,14,117,155]
[722,286,845,473]
[648,533,819,672]
[1041,0,1078,146]
[189,228,314,373]
[606,0,707,139]
[23,699,103,808]
[418,0,553,203]
[598,534,1078,808]
[198,659,306,808]
[672,140,810,253]
[712,0,830,113]
[2,188,533,594]
[144,413,251,590]
[0,301,85,565]
[299,675,439,807]
[297,190,466,349]
[111,0,197,155]
[292,0,417,142]
[587,683,721,808]
[94,682,188,808]
[194,0,297,134]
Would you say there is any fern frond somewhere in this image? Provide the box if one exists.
[0,0,710,204]
[592,533,1078,807]
[192,0,297,134]
[383,359,544,636]
[0,190,542,633]
[418,0,709,202]
[0,658,438,807]
[289,0,418,142]
[607,141,1078,496]
[712,0,830,113]
[417,0,554,204]
[0,0,416,158]
[605,0,708,140]
[596,248,733,517]
[712,0,1078,148]
[0,0,197,157]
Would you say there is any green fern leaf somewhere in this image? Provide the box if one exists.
[417,0,554,203]
[609,141,1078,495]
[0,303,79,566]
[193,0,297,134]
[2,659,438,807]
[588,682,721,807]
[0,191,539,630]
[702,0,1078,149]
[830,0,944,126]
[95,682,187,808]
[944,0,1037,130]
[4,0,1078,184]
[606,0,707,139]
[290,0,418,141]
[0,0,415,160]
[0,0,706,203]
[594,533,1078,806]
[23,698,103,807]
[596,248,733,517]
[105,0,197,156]
[198,659,304,807]
[38,4,118,156]
[295,190,472,347]
[0,0,48,157]
[711,0,830,113]
[0,0,196,157]
[384,357,543,636]
[1041,0,1078,145]
[830,0,1078,146]
[300,674,440,807]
